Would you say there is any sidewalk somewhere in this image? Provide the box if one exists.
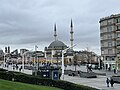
[65,65,120,90]
[64,75,120,90]
[0,65,32,75]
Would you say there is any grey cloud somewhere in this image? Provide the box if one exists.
[0,0,120,55]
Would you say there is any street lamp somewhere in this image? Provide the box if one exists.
[115,56,119,73]
[22,49,33,72]
[61,44,76,80]
[3,53,8,68]
[3,53,6,68]
[61,50,64,80]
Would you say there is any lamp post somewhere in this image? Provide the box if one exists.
[22,50,33,72]
[3,53,8,68]
[61,44,76,80]
[115,56,118,73]
[51,50,54,64]
[3,53,6,68]
[61,50,64,80]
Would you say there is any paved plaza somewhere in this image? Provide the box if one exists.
[0,64,120,90]
[64,75,120,90]
[65,65,120,90]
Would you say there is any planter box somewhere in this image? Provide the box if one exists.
[79,71,97,78]
[112,76,120,83]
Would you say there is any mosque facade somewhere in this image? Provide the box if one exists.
[44,20,74,64]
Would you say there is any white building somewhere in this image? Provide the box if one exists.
[99,14,120,70]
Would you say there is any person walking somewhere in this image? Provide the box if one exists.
[114,68,116,74]
[110,78,114,87]
[106,78,110,87]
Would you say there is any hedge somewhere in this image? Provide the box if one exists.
[112,76,120,83]
[0,68,7,71]
[0,68,99,90]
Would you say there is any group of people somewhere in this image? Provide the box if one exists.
[106,77,114,87]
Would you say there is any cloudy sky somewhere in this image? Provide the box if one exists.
[0,0,120,54]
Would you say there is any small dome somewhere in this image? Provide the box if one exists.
[0,49,4,55]
[0,49,3,52]
[48,40,67,50]
[66,48,74,56]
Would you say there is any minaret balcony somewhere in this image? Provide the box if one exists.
[70,39,74,41]
[70,31,73,34]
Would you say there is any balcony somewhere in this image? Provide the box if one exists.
[116,37,120,41]
[100,31,112,35]
[117,44,120,48]
[116,29,120,32]
[116,22,120,25]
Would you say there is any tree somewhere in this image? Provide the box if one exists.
[73,54,78,71]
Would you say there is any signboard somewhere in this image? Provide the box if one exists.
[52,71,59,80]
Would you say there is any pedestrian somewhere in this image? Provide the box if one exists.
[108,67,110,71]
[106,78,110,87]
[59,73,61,79]
[114,69,116,74]
[110,78,114,87]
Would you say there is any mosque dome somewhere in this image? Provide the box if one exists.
[48,40,67,50]
[0,49,4,55]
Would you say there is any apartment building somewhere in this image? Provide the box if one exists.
[100,14,120,70]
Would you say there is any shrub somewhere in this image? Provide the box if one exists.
[0,69,99,90]
[0,68,7,71]
[112,76,120,83]
[0,71,13,81]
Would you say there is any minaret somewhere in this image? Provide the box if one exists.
[54,23,57,41]
[70,19,74,49]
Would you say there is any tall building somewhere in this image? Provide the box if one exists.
[5,47,7,53]
[5,46,10,53]
[8,46,10,53]
[99,14,120,70]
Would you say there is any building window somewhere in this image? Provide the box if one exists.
[108,49,112,54]
[107,26,112,32]
[101,50,104,54]
[100,21,107,26]
[101,36,103,40]
[101,43,104,47]
[107,34,112,39]
[117,49,120,54]
[117,41,120,46]
[117,33,120,38]
[116,18,120,23]
[108,42,112,47]
[117,26,120,30]
[107,20,112,25]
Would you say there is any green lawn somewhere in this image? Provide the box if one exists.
[0,79,62,90]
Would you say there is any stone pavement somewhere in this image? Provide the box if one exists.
[65,65,120,90]
[64,75,120,90]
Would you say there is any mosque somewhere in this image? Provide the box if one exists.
[44,20,74,64]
